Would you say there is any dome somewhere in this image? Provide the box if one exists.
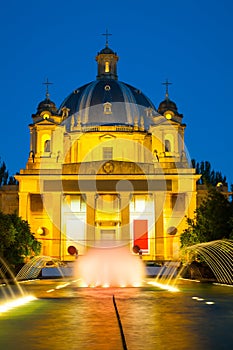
[157,98,178,115]
[37,97,58,115]
[59,79,157,129]
[58,44,161,130]
[98,46,115,55]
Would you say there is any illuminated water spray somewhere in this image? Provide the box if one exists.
[0,257,36,314]
[182,239,233,285]
[75,246,145,287]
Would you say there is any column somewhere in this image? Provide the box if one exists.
[86,193,96,248]
[154,192,165,260]
[120,192,130,247]
[18,192,29,220]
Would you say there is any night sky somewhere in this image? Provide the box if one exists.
[0,0,232,184]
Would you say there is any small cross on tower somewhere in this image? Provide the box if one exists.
[43,78,53,99]
[102,29,112,47]
[162,79,172,100]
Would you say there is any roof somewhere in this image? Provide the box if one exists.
[59,79,158,130]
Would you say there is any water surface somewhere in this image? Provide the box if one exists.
[0,279,232,350]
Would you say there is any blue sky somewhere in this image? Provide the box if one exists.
[0,0,232,184]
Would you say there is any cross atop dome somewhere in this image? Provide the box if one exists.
[102,29,112,48]
[162,79,172,100]
[43,78,53,100]
[158,79,182,118]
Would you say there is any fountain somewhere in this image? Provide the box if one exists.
[0,257,36,314]
[11,240,233,290]
[16,255,68,280]
[1,248,233,348]
[75,246,145,287]
[0,256,25,298]
[181,239,233,285]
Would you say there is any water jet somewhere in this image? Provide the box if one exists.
[181,239,233,285]
[0,257,36,314]
[75,246,145,287]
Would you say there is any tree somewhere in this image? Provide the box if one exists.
[181,187,233,248]
[0,212,16,255]
[0,159,17,186]
[0,212,41,269]
[0,161,9,186]
[191,159,227,186]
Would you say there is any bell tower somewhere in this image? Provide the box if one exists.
[27,80,63,168]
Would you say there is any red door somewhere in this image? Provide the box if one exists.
[133,220,148,250]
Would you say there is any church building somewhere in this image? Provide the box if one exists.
[15,41,199,262]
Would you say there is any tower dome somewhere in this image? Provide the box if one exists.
[33,79,59,118]
[157,80,183,121]
[157,98,178,115]
[37,97,58,115]
[98,46,115,55]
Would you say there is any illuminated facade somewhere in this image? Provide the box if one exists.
[15,43,199,261]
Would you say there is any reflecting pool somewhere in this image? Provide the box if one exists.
[0,279,233,350]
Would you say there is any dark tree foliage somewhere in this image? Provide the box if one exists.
[0,160,17,186]
[0,212,41,268]
[0,161,9,186]
[0,212,16,254]
[181,187,233,247]
[7,175,17,185]
[191,159,227,186]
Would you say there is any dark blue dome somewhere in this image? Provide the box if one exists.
[37,98,58,114]
[98,46,115,54]
[59,79,157,129]
[158,98,178,114]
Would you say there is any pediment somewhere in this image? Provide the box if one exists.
[35,118,57,126]
[99,133,116,141]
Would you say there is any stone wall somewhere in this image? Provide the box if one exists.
[0,185,19,214]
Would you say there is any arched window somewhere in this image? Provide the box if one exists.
[164,134,174,153]
[41,133,51,154]
[103,102,112,114]
[165,139,171,152]
[44,140,51,152]
[105,61,110,73]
